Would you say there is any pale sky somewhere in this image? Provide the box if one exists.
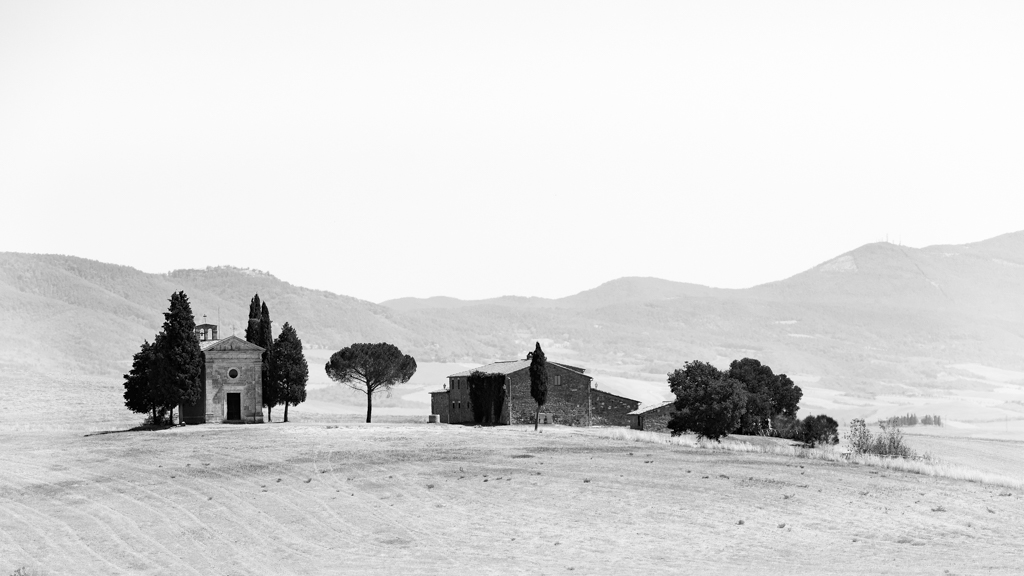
[1,1,1022,303]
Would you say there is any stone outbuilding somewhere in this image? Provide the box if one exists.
[629,400,676,432]
[180,327,265,424]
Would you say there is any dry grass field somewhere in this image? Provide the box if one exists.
[2,423,1023,575]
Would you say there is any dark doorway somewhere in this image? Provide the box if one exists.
[226,393,241,421]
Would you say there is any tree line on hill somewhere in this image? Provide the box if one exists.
[122,292,309,424]
[879,413,943,427]
[664,357,839,446]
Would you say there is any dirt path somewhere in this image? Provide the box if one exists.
[1,424,1022,575]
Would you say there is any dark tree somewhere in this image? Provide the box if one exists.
[467,371,506,424]
[727,358,803,434]
[123,340,159,422]
[726,358,776,434]
[666,360,747,441]
[244,294,262,343]
[152,291,203,423]
[799,414,839,447]
[258,301,274,418]
[324,343,417,423]
[245,295,276,420]
[528,342,548,431]
[271,322,308,423]
[772,373,802,419]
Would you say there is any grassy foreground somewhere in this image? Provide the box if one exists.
[1,423,1023,575]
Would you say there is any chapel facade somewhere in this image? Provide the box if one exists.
[180,324,265,424]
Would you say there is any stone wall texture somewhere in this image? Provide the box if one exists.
[508,364,592,426]
[591,389,640,426]
[205,350,264,423]
[430,391,450,424]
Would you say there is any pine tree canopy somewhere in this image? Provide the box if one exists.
[325,342,417,423]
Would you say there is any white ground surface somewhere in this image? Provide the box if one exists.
[2,423,1023,575]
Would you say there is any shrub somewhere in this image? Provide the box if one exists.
[846,419,873,454]
[769,414,838,447]
[846,419,916,458]
[869,423,917,458]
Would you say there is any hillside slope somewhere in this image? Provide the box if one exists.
[3,232,1023,400]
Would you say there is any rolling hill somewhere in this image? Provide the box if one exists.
[2,231,1024,412]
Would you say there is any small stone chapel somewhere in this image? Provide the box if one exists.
[180,323,266,424]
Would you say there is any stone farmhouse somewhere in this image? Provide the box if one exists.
[180,323,266,424]
[430,358,643,426]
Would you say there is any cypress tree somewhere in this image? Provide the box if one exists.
[528,342,548,431]
[258,301,274,420]
[271,322,308,423]
[152,291,203,423]
[244,294,261,344]
[123,340,158,423]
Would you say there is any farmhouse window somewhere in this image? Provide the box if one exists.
[554,375,561,386]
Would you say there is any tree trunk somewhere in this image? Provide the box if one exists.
[284,403,289,423]
[535,404,540,431]
[366,392,373,423]
[267,406,272,422]
[151,407,156,424]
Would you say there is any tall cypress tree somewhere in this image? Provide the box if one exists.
[528,342,548,431]
[152,291,203,423]
[271,322,308,423]
[244,294,261,343]
[258,300,274,420]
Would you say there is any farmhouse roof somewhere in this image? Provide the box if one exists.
[199,334,265,353]
[447,359,591,379]
[591,388,640,403]
[627,400,675,416]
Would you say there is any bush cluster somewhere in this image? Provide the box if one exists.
[846,419,917,458]
[772,414,839,447]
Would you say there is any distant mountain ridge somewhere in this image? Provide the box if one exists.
[380,277,722,311]
[3,230,1024,399]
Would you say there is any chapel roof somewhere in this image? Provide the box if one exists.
[199,334,265,353]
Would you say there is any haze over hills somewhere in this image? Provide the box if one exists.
[3,231,1024,418]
